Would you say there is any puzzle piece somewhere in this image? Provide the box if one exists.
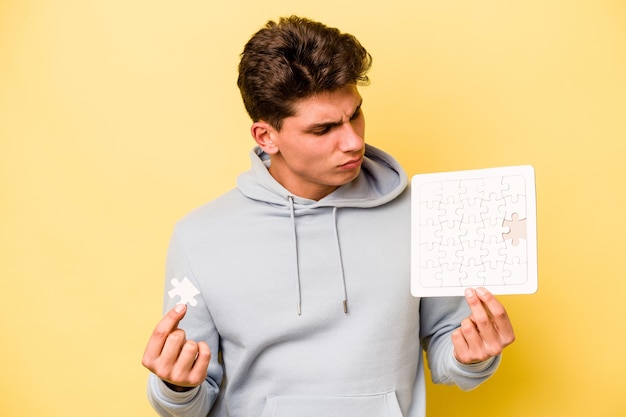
[435,220,465,245]
[480,236,507,267]
[480,176,509,199]
[500,236,527,264]
[459,220,484,243]
[436,180,465,202]
[439,196,463,224]
[457,240,488,266]
[458,197,488,224]
[481,193,506,222]
[459,178,484,201]
[419,218,441,245]
[420,200,443,225]
[503,258,527,285]
[419,242,442,268]
[478,261,511,286]
[438,241,464,267]
[420,182,442,202]
[420,263,443,288]
[502,175,526,202]
[168,277,200,306]
[436,263,466,287]
[503,195,527,220]
[460,259,486,287]
[479,217,509,242]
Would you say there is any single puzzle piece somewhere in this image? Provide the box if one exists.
[480,176,510,200]
[500,236,527,264]
[481,193,506,222]
[459,178,484,201]
[477,261,511,286]
[460,259,486,287]
[458,197,488,224]
[436,180,465,202]
[168,277,200,306]
[419,217,441,245]
[435,220,466,245]
[420,182,442,202]
[436,263,466,287]
[420,200,443,225]
[479,217,509,242]
[503,194,527,220]
[459,220,484,244]
[438,241,464,269]
[420,262,443,288]
[502,175,526,202]
[457,240,488,266]
[503,258,528,285]
[419,242,443,268]
[502,213,527,246]
[480,236,507,267]
[439,196,463,224]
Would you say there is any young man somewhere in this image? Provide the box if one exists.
[142,16,515,417]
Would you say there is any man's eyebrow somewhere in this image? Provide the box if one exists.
[304,100,363,132]
[305,120,343,132]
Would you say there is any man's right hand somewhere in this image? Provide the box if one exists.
[142,304,211,391]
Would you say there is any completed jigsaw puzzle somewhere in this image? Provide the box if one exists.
[411,165,537,297]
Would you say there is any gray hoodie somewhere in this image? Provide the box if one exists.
[147,144,500,417]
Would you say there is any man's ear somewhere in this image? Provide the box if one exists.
[251,121,279,154]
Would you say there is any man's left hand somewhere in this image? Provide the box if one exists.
[452,287,516,364]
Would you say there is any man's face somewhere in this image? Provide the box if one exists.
[263,85,365,201]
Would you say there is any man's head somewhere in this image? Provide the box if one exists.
[237,16,372,131]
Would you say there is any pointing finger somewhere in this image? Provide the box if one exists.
[142,304,188,364]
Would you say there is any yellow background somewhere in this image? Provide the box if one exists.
[1,0,625,416]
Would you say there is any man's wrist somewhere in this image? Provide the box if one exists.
[163,380,195,392]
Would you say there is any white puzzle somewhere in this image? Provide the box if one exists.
[411,165,537,297]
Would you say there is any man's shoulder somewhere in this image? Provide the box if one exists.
[176,188,246,229]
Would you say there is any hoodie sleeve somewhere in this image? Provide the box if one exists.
[419,296,501,391]
[146,228,222,417]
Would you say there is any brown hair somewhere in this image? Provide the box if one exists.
[237,16,372,130]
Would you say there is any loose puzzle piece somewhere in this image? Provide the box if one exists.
[411,165,537,297]
[168,277,200,306]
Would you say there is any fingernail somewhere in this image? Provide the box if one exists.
[465,288,475,298]
[476,287,488,296]
[175,304,185,313]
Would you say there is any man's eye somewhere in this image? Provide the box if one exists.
[313,127,332,136]
[350,107,361,120]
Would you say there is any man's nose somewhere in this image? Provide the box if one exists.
[338,123,364,152]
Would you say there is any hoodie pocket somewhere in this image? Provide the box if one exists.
[259,391,403,417]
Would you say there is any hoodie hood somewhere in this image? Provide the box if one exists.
[236,144,408,315]
[237,143,408,210]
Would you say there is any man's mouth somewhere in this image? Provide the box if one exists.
[338,157,363,169]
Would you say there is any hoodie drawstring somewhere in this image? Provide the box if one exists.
[288,197,348,316]
[288,196,302,316]
[332,207,349,314]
